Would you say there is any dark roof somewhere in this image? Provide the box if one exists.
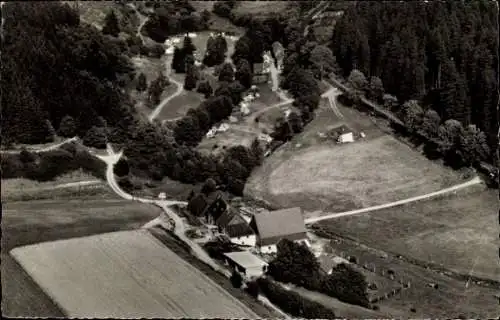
[251,207,307,246]
[217,209,254,238]
[204,191,228,221]
[188,194,208,216]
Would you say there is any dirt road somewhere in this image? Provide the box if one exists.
[148,56,184,122]
[95,144,225,273]
[127,3,148,45]
[0,137,78,155]
[305,176,483,224]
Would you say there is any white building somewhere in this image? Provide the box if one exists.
[240,102,250,115]
[338,132,354,143]
[158,192,166,200]
[206,128,217,138]
[188,32,197,38]
[223,251,268,279]
[218,123,230,132]
[165,46,174,55]
[258,133,273,144]
[249,207,309,254]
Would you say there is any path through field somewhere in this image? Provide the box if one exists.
[321,84,344,119]
[0,137,78,154]
[127,3,148,45]
[148,56,184,122]
[305,176,482,224]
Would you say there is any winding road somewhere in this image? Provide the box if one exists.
[95,143,225,274]
[148,56,184,122]
[127,3,148,45]
[304,176,483,224]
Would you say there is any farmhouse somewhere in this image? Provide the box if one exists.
[249,207,309,253]
[223,251,268,279]
[216,209,256,246]
[203,191,228,223]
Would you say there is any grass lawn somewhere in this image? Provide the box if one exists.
[312,230,500,318]
[1,169,107,202]
[232,1,289,17]
[157,89,204,121]
[197,124,258,155]
[317,188,499,281]
[2,197,162,318]
[245,98,464,213]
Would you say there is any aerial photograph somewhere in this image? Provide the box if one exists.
[1,0,499,318]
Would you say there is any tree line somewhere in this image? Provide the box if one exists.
[331,0,498,157]
[344,65,491,171]
[1,2,137,147]
[141,0,211,43]
[0,143,106,182]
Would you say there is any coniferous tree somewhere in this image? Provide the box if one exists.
[136,73,147,92]
[184,64,198,91]
[102,10,120,37]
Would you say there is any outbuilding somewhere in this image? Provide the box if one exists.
[223,251,268,279]
[338,132,354,143]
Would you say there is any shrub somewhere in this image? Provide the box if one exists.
[203,239,242,260]
[230,270,243,288]
[114,158,129,177]
[256,278,336,319]
[20,149,37,163]
[245,280,259,298]
[83,126,108,148]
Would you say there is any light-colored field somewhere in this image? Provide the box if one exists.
[11,230,258,318]
[245,97,463,213]
[1,169,106,202]
[2,169,98,193]
[318,189,499,281]
[2,197,162,317]
[246,134,462,213]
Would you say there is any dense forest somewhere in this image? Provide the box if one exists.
[1,2,136,145]
[331,0,498,153]
[141,0,211,43]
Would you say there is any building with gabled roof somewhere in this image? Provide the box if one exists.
[216,208,256,246]
[249,207,309,253]
[223,251,268,279]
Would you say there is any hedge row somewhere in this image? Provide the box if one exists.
[256,277,336,319]
[1,143,106,181]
